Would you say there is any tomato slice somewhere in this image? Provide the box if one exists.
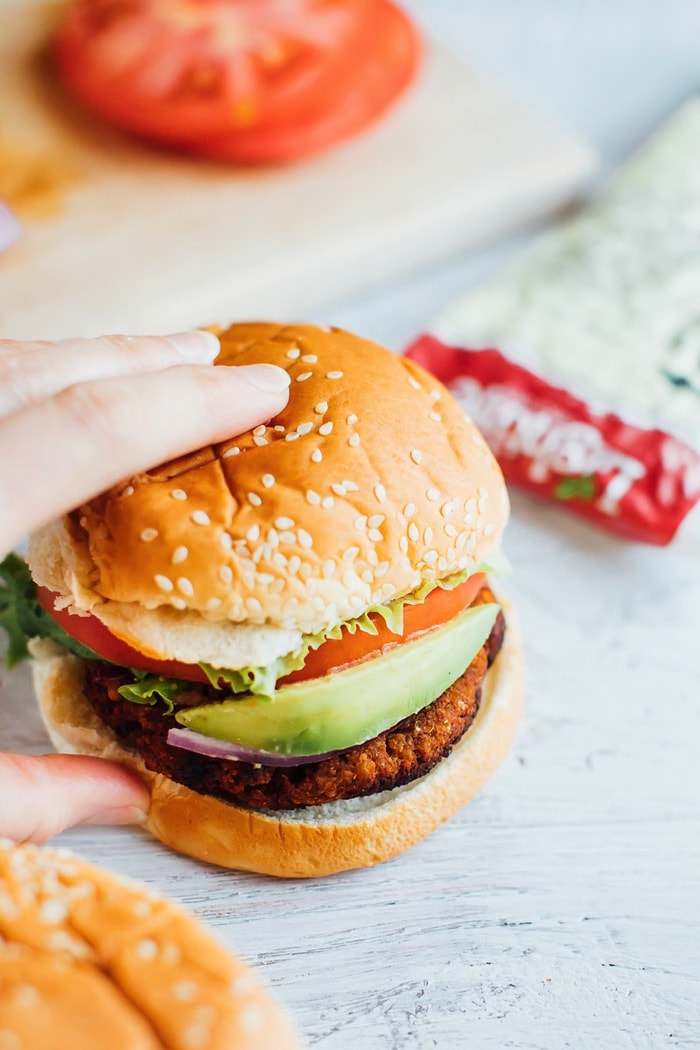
[37,586,211,682]
[53,0,385,149]
[193,0,422,162]
[38,573,485,687]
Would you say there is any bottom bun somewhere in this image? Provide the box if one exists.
[0,839,299,1049]
[31,608,522,878]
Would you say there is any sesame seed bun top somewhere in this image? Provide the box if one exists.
[0,840,299,1047]
[30,323,508,638]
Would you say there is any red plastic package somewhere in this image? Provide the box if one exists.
[406,335,700,545]
[406,104,700,545]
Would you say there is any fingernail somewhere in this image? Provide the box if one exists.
[165,330,220,361]
[82,805,149,827]
[235,363,291,393]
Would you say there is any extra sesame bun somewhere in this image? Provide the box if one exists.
[30,602,522,878]
[28,323,508,665]
[0,839,300,1046]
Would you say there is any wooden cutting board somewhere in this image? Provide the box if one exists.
[0,2,595,340]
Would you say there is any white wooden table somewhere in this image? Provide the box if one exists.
[2,3,700,1046]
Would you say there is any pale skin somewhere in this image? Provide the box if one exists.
[0,330,291,842]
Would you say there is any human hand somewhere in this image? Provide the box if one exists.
[0,329,291,841]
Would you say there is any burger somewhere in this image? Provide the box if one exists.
[0,839,300,1047]
[21,322,521,877]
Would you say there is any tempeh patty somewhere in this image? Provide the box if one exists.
[84,588,505,810]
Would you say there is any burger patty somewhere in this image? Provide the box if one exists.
[84,587,505,810]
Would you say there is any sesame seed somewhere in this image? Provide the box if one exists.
[39,900,67,924]
[410,449,423,464]
[465,498,477,514]
[253,425,266,436]
[456,531,468,549]
[399,536,409,553]
[240,1005,265,1034]
[267,528,279,547]
[425,550,438,565]
[296,371,313,382]
[367,549,379,566]
[279,530,295,544]
[354,516,367,531]
[348,433,360,447]
[427,488,440,501]
[288,555,301,575]
[368,528,382,542]
[253,435,268,446]
[343,479,359,491]
[347,413,358,425]
[173,981,198,1002]
[154,575,173,592]
[430,388,441,401]
[343,546,360,562]
[286,347,301,359]
[262,474,275,489]
[275,516,295,529]
[172,546,188,564]
[191,510,210,526]
[302,353,318,363]
[13,984,40,1009]
[223,446,240,457]
[408,523,419,542]
[246,596,263,614]
[484,523,496,537]
[375,561,390,578]
[298,529,313,549]
[315,401,328,414]
[247,524,260,541]
[206,597,222,610]
[140,528,158,542]
[404,503,416,516]
[319,422,333,436]
[424,526,433,543]
[438,556,448,571]
[311,448,323,463]
[219,566,233,584]
[136,938,158,961]
[323,559,335,579]
[285,432,300,442]
[408,375,421,390]
[327,370,343,379]
[321,495,334,509]
[361,569,373,584]
[331,483,346,496]
[306,489,321,505]
[430,411,442,422]
[445,523,457,537]
[368,514,385,528]
[274,424,286,433]
[258,572,274,585]
[220,531,233,550]
[248,492,262,507]
[297,422,313,435]
[177,577,194,596]
[171,597,186,611]
[122,485,135,497]
[171,488,187,500]
[374,483,386,502]
[441,501,454,517]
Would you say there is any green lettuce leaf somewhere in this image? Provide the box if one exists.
[0,553,100,667]
[1,550,508,707]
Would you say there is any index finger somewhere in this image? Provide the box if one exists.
[0,362,290,556]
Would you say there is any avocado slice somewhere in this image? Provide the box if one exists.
[176,602,499,756]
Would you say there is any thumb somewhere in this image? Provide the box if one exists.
[0,753,149,844]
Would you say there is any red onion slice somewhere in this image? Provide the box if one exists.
[167,726,340,767]
[0,200,21,255]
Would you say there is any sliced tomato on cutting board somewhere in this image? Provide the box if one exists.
[37,572,485,686]
[53,0,421,162]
